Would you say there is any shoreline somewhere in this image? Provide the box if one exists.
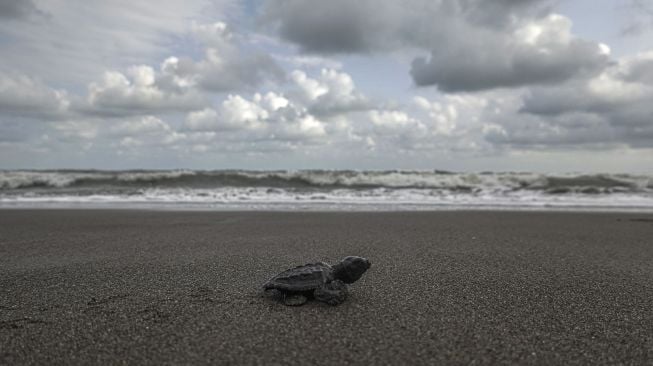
[2,210,653,364]
[2,202,653,213]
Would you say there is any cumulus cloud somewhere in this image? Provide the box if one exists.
[261,0,553,52]
[290,69,369,116]
[260,0,546,53]
[184,95,269,132]
[82,65,205,116]
[261,0,399,53]
[1,18,284,120]
[112,117,185,148]
[167,22,284,92]
[81,21,283,117]
[180,67,370,148]
[84,65,205,116]
[414,94,497,138]
[472,52,653,150]
[359,93,500,154]
[2,0,652,169]
[510,52,653,147]
[261,0,610,92]
[523,52,653,115]
[410,15,611,92]
[183,91,327,142]
[0,73,70,119]
[367,110,428,149]
[176,67,518,156]
[413,97,459,136]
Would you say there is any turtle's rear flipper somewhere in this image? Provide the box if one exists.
[314,280,348,306]
[283,294,308,306]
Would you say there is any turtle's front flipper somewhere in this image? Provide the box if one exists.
[314,280,348,306]
[283,294,308,306]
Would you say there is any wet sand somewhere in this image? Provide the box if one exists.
[1,209,652,365]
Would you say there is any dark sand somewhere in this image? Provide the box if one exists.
[1,210,653,365]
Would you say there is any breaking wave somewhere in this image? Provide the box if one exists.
[1,170,652,210]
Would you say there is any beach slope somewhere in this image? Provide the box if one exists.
[1,210,652,364]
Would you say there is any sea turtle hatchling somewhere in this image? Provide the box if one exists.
[263,256,371,306]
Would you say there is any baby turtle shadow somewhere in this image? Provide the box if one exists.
[262,283,348,306]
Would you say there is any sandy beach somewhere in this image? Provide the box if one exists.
[1,209,652,365]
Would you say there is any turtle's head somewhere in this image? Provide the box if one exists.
[333,256,371,284]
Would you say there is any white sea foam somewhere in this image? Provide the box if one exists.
[0,170,197,189]
[1,170,652,211]
[1,186,652,211]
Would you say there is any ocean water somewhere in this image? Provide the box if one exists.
[1,170,652,211]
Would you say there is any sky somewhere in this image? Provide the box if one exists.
[0,0,652,172]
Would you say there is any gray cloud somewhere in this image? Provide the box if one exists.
[80,65,207,117]
[485,112,619,148]
[0,120,43,143]
[182,91,330,143]
[261,0,553,53]
[260,0,391,53]
[261,0,610,92]
[488,53,653,148]
[179,67,374,153]
[0,0,40,20]
[289,69,370,117]
[78,22,283,118]
[522,53,653,117]
[0,0,235,86]
[410,22,610,92]
[1,1,652,170]
[621,0,653,36]
[176,22,285,93]
[488,113,653,150]
[0,73,69,120]
[189,52,284,93]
